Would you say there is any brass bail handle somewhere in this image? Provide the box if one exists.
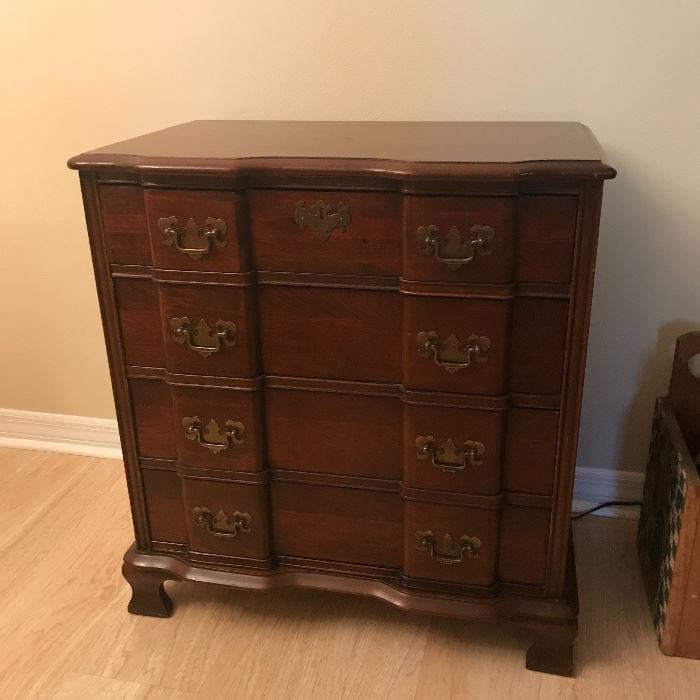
[415,530,481,565]
[182,417,245,454]
[417,224,494,270]
[415,436,486,472]
[192,507,252,539]
[158,216,227,260]
[417,331,491,374]
[170,317,237,357]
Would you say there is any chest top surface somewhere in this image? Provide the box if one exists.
[68,120,615,180]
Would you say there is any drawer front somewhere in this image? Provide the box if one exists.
[260,286,402,382]
[266,388,402,479]
[114,277,164,368]
[99,185,150,265]
[516,196,578,284]
[159,283,259,378]
[510,298,568,395]
[503,409,559,496]
[171,385,265,471]
[130,378,176,460]
[403,403,503,495]
[250,190,401,276]
[142,468,187,545]
[145,189,248,272]
[498,506,551,586]
[403,500,499,586]
[271,482,403,568]
[403,296,510,395]
[403,196,516,283]
[181,477,271,559]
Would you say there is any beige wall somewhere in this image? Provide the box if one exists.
[1,1,699,472]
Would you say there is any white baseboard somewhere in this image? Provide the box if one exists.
[572,466,644,520]
[0,408,121,460]
[0,409,645,517]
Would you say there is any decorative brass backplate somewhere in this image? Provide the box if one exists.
[415,435,485,472]
[293,200,351,241]
[192,506,252,539]
[170,317,237,357]
[415,530,481,565]
[182,416,245,454]
[417,331,490,374]
[158,216,227,259]
[417,224,494,270]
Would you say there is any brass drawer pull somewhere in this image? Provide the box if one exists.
[417,224,494,270]
[182,417,244,454]
[416,531,481,565]
[170,317,237,357]
[417,331,490,374]
[294,200,351,241]
[415,436,485,472]
[192,507,251,539]
[158,216,227,259]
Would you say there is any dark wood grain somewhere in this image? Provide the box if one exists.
[171,385,265,472]
[72,121,614,676]
[271,482,403,568]
[402,296,510,394]
[145,189,250,273]
[498,506,551,586]
[516,196,577,284]
[99,185,150,265]
[250,190,401,276]
[129,378,176,460]
[141,468,187,544]
[266,388,402,479]
[402,195,516,284]
[510,298,568,395]
[403,499,499,586]
[260,285,402,382]
[113,277,164,368]
[503,409,559,496]
[159,281,260,378]
[69,120,615,180]
[181,476,271,559]
[403,403,504,495]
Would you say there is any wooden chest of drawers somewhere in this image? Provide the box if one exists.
[69,121,615,676]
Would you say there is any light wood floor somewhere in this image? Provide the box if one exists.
[1,447,699,699]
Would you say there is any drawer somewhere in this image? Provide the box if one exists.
[260,286,402,382]
[181,476,271,559]
[159,282,259,378]
[266,388,402,479]
[498,506,551,586]
[99,185,150,265]
[402,195,516,283]
[171,385,265,471]
[142,468,187,546]
[403,403,504,495]
[114,277,164,368]
[403,499,499,586]
[145,189,249,272]
[516,196,578,284]
[250,190,401,276]
[402,296,510,395]
[503,409,559,496]
[130,378,176,460]
[510,298,568,395]
[271,482,403,568]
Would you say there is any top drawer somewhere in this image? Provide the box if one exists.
[249,190,401,276]
[403,196,517,284]
[145,189,249,272]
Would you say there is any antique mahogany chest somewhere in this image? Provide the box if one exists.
[69,121,615,676]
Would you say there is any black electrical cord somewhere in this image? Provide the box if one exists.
[571,500,642,520]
